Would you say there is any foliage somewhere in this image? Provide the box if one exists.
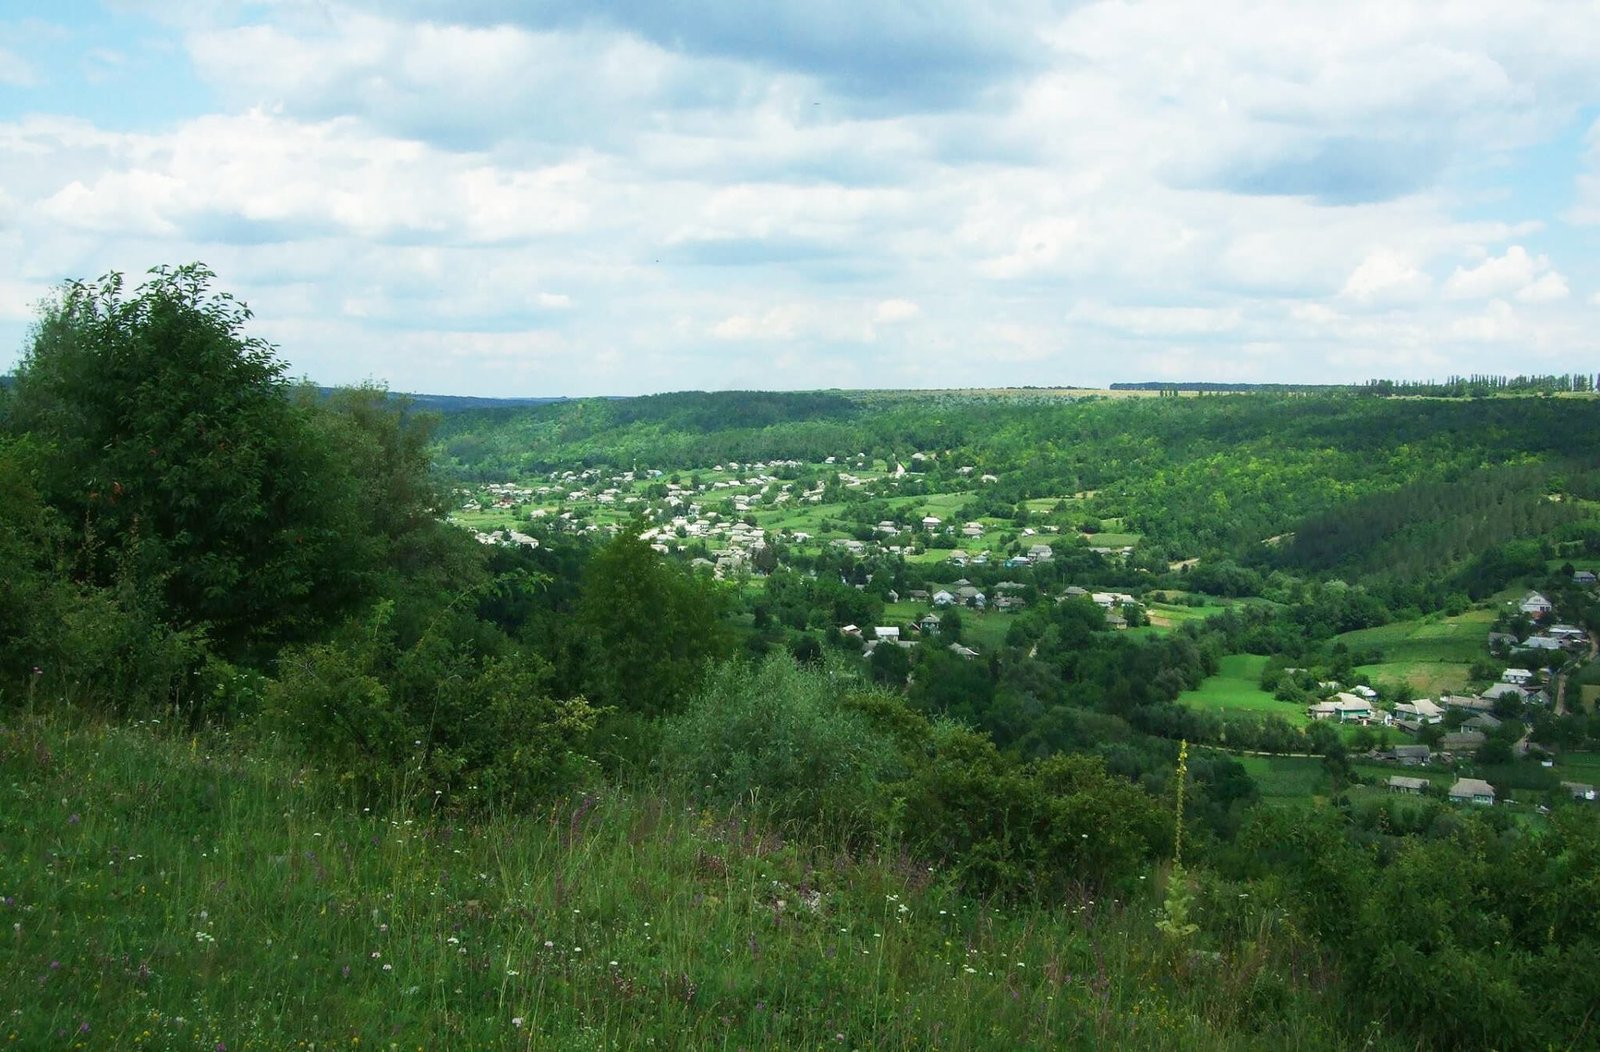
[572,526,732,719]
[6,267,374,662]
[660,654,905,835]
[263,602,599,809]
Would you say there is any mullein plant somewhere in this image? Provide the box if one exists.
[1155,740,1199,941]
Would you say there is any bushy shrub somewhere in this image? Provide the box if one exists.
[894,721,1169,899]
[660,654,904,835]
[263,602,598,809]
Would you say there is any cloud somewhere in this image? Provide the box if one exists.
[1339,248,1433,306]
[0,45,38,87]
[1443,245,1566,301]
[873,298,919,324]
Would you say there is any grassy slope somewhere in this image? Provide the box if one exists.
[1340,609,1493,697]
[0,718,1370,1051]
[1178,655,1302,722]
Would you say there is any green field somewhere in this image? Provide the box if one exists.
[1178,655,1308,724]
[1235,755,1325,800]
[1557,752,1600,781]
[1340,610,1491,697]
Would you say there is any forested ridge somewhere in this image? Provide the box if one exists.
[4,268,1600,1049]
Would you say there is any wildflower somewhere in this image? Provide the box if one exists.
[67,814,80,825]
[382,963,392,972]
[512,1018,524,1028]
[543,941,553,949]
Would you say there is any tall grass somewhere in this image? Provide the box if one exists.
[2,715,1371,1050]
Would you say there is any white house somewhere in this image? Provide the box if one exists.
[1502,668,1535,686]
[1519,592,1554,616]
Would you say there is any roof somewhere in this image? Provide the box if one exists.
[1387,776,1430,791]
[1449,777,1496,799]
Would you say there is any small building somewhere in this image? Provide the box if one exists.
[874,626,901,642]
[1501,668,1534,686]
[1561,782,1596,801]
[1392,744,1431,765]
[1573,570,1597,586]
[1441,730,1487,752]
[1448,777,1496,806]
[917,613,942,634]
[948,643,979,660]
[1394,698,1444,724]
[1387,776,1430,795]
[1519,592,1554,616]
[932,590,957,607]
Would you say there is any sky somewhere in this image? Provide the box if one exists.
[1,2,1598,396]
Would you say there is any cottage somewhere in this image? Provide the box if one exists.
[1387,776,1430,795]
[1392,744,1431,765]
[1501,668,1534,686]
[1441,730,1487,752]
[917,613,942,634]
[1519,592,1553,616]
[874,627,900,642]
[1393,698,1444,724]
[1573,570,1597,586]
[1522,636,1563,651]
[921,516,942,528]
[1309,693,1374,723]
[1448,777,1496,806]
[932,590,957,606]
[948,643,979,660]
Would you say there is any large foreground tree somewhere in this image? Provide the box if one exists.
[8,265,367,659]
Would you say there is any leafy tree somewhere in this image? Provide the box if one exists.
[7,266,368,661]
[573,525,731,719]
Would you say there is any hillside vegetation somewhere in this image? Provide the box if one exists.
[5,267,1600,1049]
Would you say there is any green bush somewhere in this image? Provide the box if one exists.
[660,654,904,835]
[263,602,598,809]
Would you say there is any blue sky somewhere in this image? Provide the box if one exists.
[1,1,1598,395]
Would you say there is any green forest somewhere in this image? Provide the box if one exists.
[4,268,1600,1050]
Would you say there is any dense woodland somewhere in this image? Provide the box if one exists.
[4,268,1600,1049]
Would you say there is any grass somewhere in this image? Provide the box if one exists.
[1178,655,1304,723]
[1340,610,1492,697]
[0,715,1369,1050]
[1233,755,1325,800]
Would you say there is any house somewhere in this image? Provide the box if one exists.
[917,614,942,634]
[932,590,957,607]
[1062,586,1089,599]
[1308,693,1375,723]
[1392,744,1431,765]
[1501,668,1534,686]
[1478,683,1525,703]
[1549,624,1586,641]
[874,627,900,642]
[921,516,942,529]
[1521,635,1563,651]
[1351,685,1378,700]
[1387,776,1430,795]
[948,643,980,660]
[1027,544,1054,561]
[1105,611,1128,629]
[1519,592,1554,616]
[1441,730,1487,752]
[1487,631,1519,652]
[1465,713,1502,732]
[840,624,862,638]
[1448,777,1496,806]
[1561,782,1597,801]
[1574,570,1597,586]
[1393,699,1444,724]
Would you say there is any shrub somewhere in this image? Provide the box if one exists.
[660,654,904,836]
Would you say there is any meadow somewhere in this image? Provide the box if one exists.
[0,716,1366,1051]
[1340,609,1492,697]
[1176,655,1298,722]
